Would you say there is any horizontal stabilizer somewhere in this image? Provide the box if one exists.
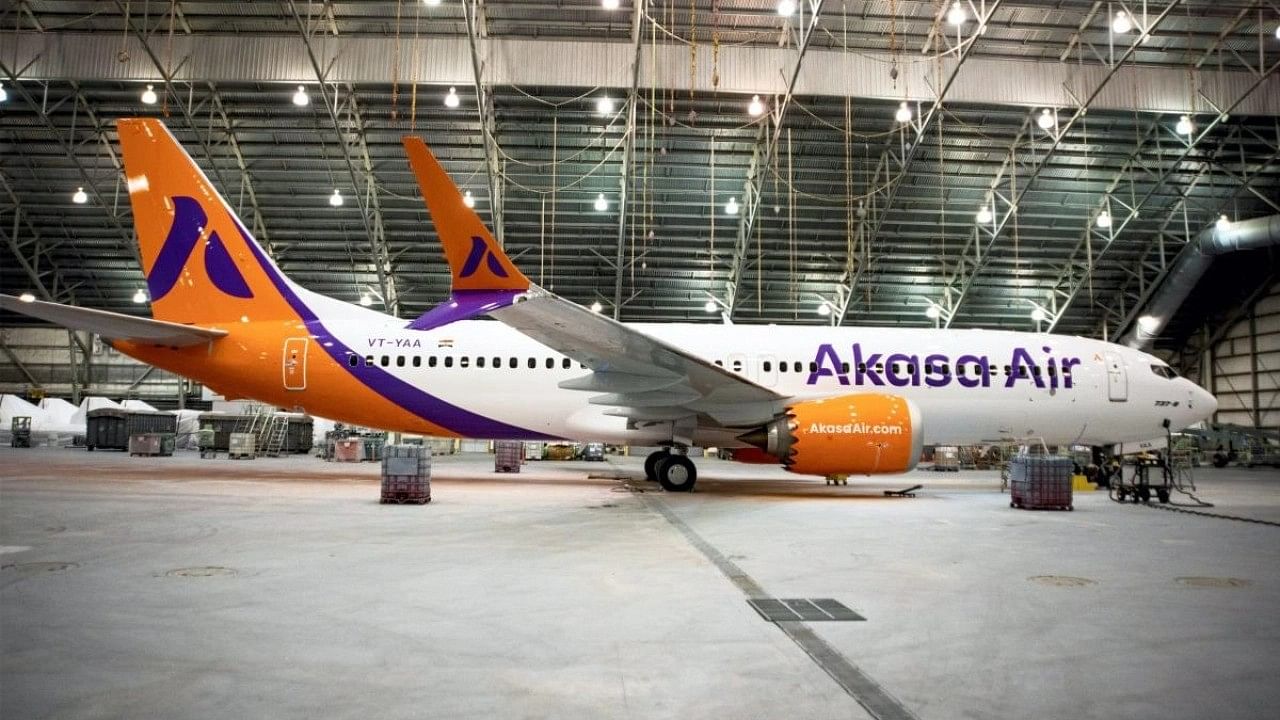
[0,295,227,347]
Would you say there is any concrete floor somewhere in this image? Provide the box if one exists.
[1,448,1278,720]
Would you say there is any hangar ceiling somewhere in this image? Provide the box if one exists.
[2,1,1278,350]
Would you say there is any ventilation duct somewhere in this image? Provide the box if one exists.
[1121,215,1280,350]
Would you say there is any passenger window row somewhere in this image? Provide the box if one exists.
[712,359,1075,378]
[346,354,584,370]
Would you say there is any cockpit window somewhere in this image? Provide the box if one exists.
[1150,364,1177,379]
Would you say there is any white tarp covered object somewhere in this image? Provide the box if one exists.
[1,394,83,445]
[120,399,159,412]
[39,398,79,425]
[70,396,122,426]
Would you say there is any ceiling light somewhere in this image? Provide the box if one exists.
[725,197,739,215]
[0,82,7,103]
[1111,10,1131,34]
[359,293,373,307]
[1276,24,1280,40]
[1030,307,1047,323]
[601,0,619,8]
[422,0,441,6]
[444,86,460,108]
[1037,108,1055,130]
[748,94,765,117]
[140,84,157,105]
[947,1,966,27]
[777,0,797,17]
[925,305,942,320]
[1096,210,1112,229]
[1216,214,1231,231]
[817,302,831,317]
[594,193,608,212]
[895,101,912,124]
[72,187,88,204]
[596,96,615,115]
[463,190,475,208]
[1175,114,1194,136]
[976,205,992,224]
[1137,315,1160,333]
[19,292,35,303]
[292,85,309,107]
[132,289,148,304]
[329,189,343,207]
[590,301,603,313]
[704,299,718,313]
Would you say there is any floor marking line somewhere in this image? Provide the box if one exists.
[640,492,920,720]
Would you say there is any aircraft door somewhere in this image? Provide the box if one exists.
[283,337,309,391]
[1104,351,1127,402]
[759,354,779,387]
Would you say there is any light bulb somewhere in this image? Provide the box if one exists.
[132,289,147,304]
[359,293,373,307]
[72,187,88,204]
[816,302,831,317]
[1137,315,1160,333]
[777,0,796,17]
[590,301,603,313]
[444,86,460,108]
[895,101,912,123]
[1175,114,1194,135]
[594,193,608,212]
[1096,210,1112,229]
[925,305,942,320]
[1111,10,1131,34]
[463,190,475,208]
[19,292,35,303]
[704,300,718,313]
[596,96,614,115]
[423,0,441,6]
[976,205,992,224]
[1275,24,1280,40]
[292,85,309,106]
[725,197,739,215]
[1216,214,1231,231]
[1030,307,1046,323]
[141,84,157,105]
[601,0,619,8]
[748,94,765,117]
[947,1,965,27]
[0,81,7,103]
[1037,108,1055,130]
[329,189,343,207]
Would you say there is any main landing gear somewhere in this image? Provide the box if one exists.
[644,449,697,493]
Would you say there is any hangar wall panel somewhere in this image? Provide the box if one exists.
[1206,282,1280,429]
[0,327,187,403]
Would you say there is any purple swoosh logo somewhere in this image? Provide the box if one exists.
[459,236,509,279]
[148,196,253,300]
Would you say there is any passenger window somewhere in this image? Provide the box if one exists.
[492,356,500,368]
[794,362,802,372]
[779,362,787,373]
[562,358,572,369]
[1003,365,1011,376]
[808,362,817,373]
[460,356,470,368]
[957,364,966,377]
[380,355,390,367]
[924,365,933,376]
[732,360,743,372]
[429,356,438,368]
[365,355,375,366]
[762,361,772,372]
[858,363,867,373]
[477,357,486,368]
[545,358,554,369]
[1018,366,1028,378]
[412,356,421,368]
[580,363,588,369]
[347,355,358,368]
[715,360,724,367]
[396,355,406,367]
[890,363,899,374]
[528,358,536,369]
[1032,365,1041,377]
[445,357,454,368]
[509,357,518,369]
[841,362,850,374]
[875,363,883,373]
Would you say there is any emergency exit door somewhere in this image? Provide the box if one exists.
[283,338,309,391]
[1104,351,1127,402]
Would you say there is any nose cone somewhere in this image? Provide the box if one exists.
[1187,381,1217,421]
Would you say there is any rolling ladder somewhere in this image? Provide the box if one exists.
[232,405,289,458]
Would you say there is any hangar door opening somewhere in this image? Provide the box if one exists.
[1104,351,1127,402]
[283,337,309,391]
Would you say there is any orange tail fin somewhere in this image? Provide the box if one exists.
[402,137,530,293]
[117,118,298,325]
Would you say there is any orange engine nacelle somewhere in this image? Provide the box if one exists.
[739,394,923,476]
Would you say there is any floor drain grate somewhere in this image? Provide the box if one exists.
[165,566,237,578]
[748,597,865,622]
[1176,576,1250,588]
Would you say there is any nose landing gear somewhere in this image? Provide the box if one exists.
[644,448,698,492]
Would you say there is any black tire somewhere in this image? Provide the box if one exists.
[1157,489,1170,504]
[644,450,667,482]
[656,454,697,492]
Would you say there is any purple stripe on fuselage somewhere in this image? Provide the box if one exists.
[406,289,523,331]
[232,217,556,440]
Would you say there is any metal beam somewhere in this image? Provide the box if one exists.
[608,0,647,321]
[461,0,504,246]
[725,0,824,316]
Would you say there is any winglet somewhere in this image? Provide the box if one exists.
[402,137,530,293]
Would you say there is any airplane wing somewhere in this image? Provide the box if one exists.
[401,137,786,431]
[0,295,227,347]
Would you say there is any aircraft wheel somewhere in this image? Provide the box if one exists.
[656,454,697,493]
[644,450,667,482]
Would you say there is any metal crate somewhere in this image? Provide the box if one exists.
[129,433,175,457]
[494,441,523,473]
[1009,455,1074,511]
[381,444,431,504]
[228,432,257,459]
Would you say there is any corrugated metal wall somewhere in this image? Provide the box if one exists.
[0,328,188,404]
[1206,281,1280,429]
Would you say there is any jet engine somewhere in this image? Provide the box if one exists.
[738,394,923,476]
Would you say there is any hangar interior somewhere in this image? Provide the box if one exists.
[2,2,1279,719]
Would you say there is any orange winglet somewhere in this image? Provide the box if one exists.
[402,137,530,292]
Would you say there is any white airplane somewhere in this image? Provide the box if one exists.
[0,119,1216,491]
